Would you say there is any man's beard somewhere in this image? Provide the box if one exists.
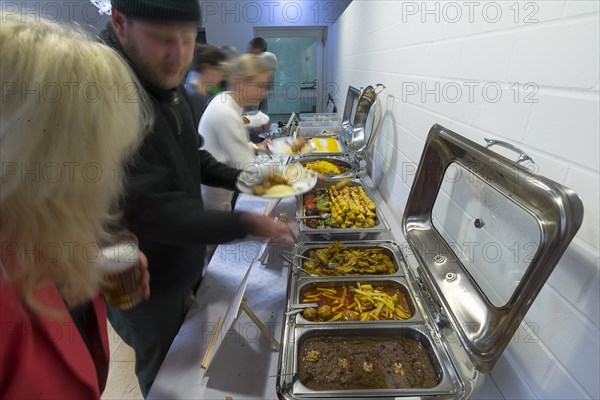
[123,35,188,90]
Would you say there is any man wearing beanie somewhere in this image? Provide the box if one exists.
[100,1,288,396]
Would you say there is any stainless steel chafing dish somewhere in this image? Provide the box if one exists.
[289,154,362,179]
[291,276,422,325]
[293,84,384,161]
[292,240,407,278]
[277,124,584,399]
[296,178,390,240]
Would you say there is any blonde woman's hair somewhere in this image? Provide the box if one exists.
[0,14,152,310]
[228,53,272,81]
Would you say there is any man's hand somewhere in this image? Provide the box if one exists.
[255,139,272,154]
[240,213,291,239]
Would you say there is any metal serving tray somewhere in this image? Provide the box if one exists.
[289,154,361,179]
[297,126,344,138]
[307,136,348,155]
[296,178,390,240]
[291,240,406,278]
[277,325,462,399]
[291,276,423,325]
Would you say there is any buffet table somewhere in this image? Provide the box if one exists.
[147,177,501,399]
[146,193,297,400]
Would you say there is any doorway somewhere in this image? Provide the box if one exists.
[253,27,326,116]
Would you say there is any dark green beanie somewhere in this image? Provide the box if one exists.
[111,0,201,22]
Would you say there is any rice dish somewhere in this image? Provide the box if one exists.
[265,184,295,197]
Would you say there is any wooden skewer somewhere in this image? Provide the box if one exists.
[263,201,271,216]
[241,300,280,351]
[201,316,224,368]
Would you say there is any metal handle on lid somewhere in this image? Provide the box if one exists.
[484,138,535,164]
[375,83,386,94]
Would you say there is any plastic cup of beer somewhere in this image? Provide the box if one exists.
[98,231,143,310]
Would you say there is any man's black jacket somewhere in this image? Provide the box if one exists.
[101,26,249,296]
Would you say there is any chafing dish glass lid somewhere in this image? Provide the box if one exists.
[402,124,583,373]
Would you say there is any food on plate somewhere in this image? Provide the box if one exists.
[310,137,341,153]
[299,335,439,390]
[264,184,295,197]
[251,172,290,195]
[242,116,251,124]
[300,282,412,322]
[302,185,377,229]
[290,138,309,154]
[249,165,315,197]
[302,242,396,276]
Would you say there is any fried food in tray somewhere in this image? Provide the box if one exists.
[300,282,412,322]
[303,185,377,229]
[302,242,396,276]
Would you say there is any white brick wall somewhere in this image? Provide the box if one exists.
[332,1,600,398]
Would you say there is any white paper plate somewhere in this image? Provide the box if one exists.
[236,165,317,199]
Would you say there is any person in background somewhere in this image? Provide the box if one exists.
[0,14,150,399]
[219,45,241,91]
[220,44,240,60]
[248,36,268,55]
[100,1,289,396]
[246,37,278,114]
[199,54,274,212]
[184,44,227,127]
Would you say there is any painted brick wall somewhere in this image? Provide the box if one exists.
[331,1,599,398]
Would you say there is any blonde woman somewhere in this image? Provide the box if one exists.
[0,15,150,399]
[199,54,273,211]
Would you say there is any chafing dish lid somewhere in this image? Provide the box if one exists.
[346,84,384,156]
[402,124,583,373]
[342,85,361,128]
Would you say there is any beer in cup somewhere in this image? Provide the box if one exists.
[98,231,143,310]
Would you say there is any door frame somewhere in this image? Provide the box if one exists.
[253,26,327,113]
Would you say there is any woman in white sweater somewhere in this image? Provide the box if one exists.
[199,54,273,211]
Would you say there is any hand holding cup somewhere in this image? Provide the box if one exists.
[98,231,145,310]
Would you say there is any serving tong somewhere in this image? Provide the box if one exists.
[296,212,332,220]
[281,251,338,270]
[285,302,319,316]
[279,253,317,277]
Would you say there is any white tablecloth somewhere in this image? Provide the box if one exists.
[147,195,295,400]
